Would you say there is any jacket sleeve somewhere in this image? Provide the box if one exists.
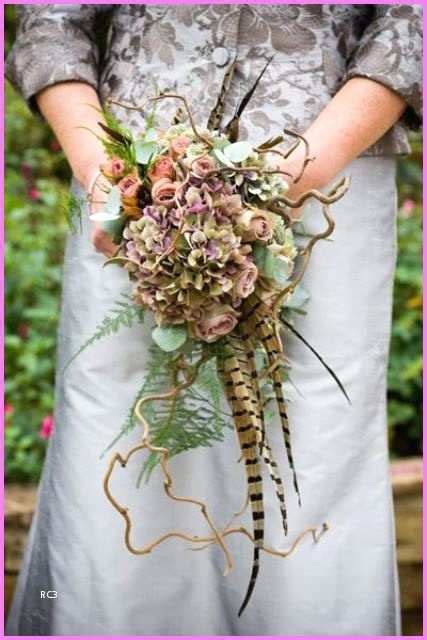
[344,4,422,129]
[6,4,105,112]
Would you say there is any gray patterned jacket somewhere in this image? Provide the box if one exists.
[6,3,422,156]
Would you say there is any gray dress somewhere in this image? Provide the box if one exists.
[6,4,422,636]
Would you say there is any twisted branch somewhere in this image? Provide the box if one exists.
[107,94,213,148]
[103,352,236,576]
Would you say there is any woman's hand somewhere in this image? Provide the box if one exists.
[91,224,118,259]
[86,174,119,258]
[35,82,120,257]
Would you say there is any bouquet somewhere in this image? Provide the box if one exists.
[68,63,349,616]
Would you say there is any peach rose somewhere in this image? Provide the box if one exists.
[148,156,176,183]
[170,135,191,159]
[192,304,239,343]
[118,174,142,218]
[151,178,178,208]
[100,157,126,181]
[234,262,258,299]
[192,155,217,178]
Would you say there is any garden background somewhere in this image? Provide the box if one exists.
[4,6,422,634]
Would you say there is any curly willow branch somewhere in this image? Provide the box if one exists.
[107,94,213,148]
[103,351,329,571]
[269,176,350,314]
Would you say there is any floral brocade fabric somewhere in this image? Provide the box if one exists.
[6,4,422,156]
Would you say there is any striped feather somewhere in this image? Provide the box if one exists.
[219,342,264,616]
[206,60,236,131]
[253,315,302,506]
[236,327,289,535]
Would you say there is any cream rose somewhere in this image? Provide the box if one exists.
[237,208,274,242]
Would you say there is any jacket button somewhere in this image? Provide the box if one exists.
[212,46,230,68]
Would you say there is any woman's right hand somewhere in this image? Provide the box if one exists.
[86,172,119,258]
[35,82,120,258]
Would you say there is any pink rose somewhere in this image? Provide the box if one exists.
[234,262,258,299]
[100,156,126,181]
[192,304,239,343]
[39,415,54,440]
[148,156,176,183]
[4,403,14,416]
[118,174,141,201]
[170,135,191,159]
[28,187,40,201]
[400,198,416,218]
[192,155,217,178]
[151,178,178,208]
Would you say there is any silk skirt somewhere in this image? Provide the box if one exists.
[6,156,401,636]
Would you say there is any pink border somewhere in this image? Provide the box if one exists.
[2,1,425,639]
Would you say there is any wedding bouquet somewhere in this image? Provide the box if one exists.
[68,63,349,615]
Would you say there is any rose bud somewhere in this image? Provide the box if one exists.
[118,174,143,218]
[170,135,191,159]
[192,155,217,178]
[234,262,258,299]
[100,157,126,182]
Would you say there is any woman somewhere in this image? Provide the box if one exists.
[6,4,421,636]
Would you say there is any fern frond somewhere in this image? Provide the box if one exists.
[63,296,145,372]
[61,192,84,234]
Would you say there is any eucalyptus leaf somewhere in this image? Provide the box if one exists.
[101,215,126,244]
[223,140,253,163]
[89,211,121,222]
[152,325,187,352]
[285,284,310,310]
[144,128,158,142]
[253,243,268,270]
[135,140,158,164]
[253,242,275,278]
[253,244,276,277]
[272,256,292,286]
[213,148,235,168]
[105,185,122,216]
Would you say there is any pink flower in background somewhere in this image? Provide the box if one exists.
[18,323,29,339]
[50,139,61,152]
[400,199,416,218]
[20,162,32,179]
[39,415,54,440]
[28,187,41,201]
[4,404,14,416]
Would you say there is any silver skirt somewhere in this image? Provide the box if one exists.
[7,156,401,635]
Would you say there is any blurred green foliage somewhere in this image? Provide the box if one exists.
[5,81,70,481]
[4,7,421,482]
